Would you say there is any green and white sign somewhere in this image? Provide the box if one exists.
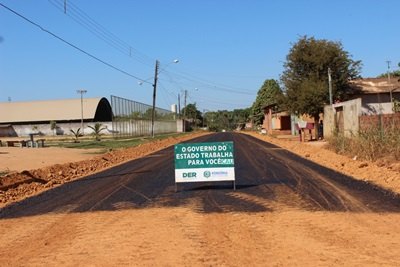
[174,141,235,183]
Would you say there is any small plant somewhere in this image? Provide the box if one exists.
[70,128,83,143]
[88,123,107,141]
[393,98,400,113]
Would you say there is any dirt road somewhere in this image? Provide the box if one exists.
[1,132,400,266]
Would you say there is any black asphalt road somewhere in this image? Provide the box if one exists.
[1,132,400,219]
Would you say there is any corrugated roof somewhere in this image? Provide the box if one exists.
[0,97,107,123]
[350,78,400,94]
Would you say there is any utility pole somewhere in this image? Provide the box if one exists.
[178,93,181,118]
[151,60,159,138]
[77,89,87,134]
[183,89,187,132]
[203,109,206,128]
[328,68,333,106]
[387,60,393,107]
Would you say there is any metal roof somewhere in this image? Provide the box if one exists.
[350,78,400,94]
[0,97,111,124]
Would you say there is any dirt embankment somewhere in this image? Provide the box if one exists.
[0,133,209,207]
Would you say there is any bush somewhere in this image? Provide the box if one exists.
[326,123,400,161]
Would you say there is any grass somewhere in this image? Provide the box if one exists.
[326,124,400,162]
[47,132,190,151]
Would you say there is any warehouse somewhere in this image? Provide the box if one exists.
[0,97,112,137]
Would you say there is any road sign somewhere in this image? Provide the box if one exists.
[174,141,235,186]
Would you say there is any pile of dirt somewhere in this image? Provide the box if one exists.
[0,133,209,207]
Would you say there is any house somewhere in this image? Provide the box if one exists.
[324,78,400,137]
[262,103,320,141]
[349,77,400,114]
[262,104,291,134]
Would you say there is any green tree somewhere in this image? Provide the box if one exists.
[251,79,283,126]
[88,123,107,141]
[130,111,142,120]
[281,36,361,125]
[203,108,250,132]
[232,108,251,129]
[204,111,218,131]
[376,70,400,78]
[182,103,202,129]
[143,108,154,120]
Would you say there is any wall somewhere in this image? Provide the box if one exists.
[10,122,113,137]
[6,120,177,138]
[362,102,394,115]
[111,120,177,137]
[324,98,362,138]
[359,113,400,131]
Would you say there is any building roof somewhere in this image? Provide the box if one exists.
[350,78,400,94]
[0,97,112,124]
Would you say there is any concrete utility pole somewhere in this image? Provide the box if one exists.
[150,59,178,138]
[178,93,181,118]
[328,68,333,106]
[387,60,393,107]
[151,60,159,138]
[183,89,187,132]
[77,89,87,134]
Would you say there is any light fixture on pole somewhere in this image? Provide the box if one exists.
[151,59,179,138]
[77,89,87,134]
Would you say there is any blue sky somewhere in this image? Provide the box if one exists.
[1,0,399,111]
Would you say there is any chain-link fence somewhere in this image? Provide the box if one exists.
[110,95,176,137]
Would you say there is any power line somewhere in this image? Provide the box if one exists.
[157,82,175,108]
[163,69,255,95]
[48,0,154,67]
[0,3,151,84]
[3,1,257,109]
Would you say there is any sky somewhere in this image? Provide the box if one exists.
[1,0,399,112]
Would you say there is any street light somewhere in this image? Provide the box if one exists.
[77,89,87,134]
[151,59,179,138]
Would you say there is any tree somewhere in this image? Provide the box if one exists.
[143,108,154,120]
[203,108,251,132]
[251,79,283,126]
[376,70,400,79]
[281,36,361,125]
[181,103,202,129]
[232,108,251,129]
[88,123,107,141]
